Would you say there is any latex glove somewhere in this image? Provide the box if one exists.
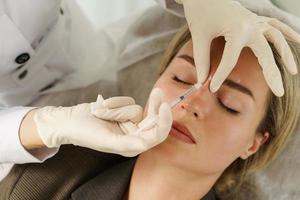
[34,96,143,157]
[34,89,172,157]
[177,0,300,96]
[92,88,173,156]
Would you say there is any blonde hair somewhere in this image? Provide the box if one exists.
[158,24,300,199]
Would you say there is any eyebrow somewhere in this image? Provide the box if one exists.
[178,54,195,67]
[178,54,254,100]
[223,79,255,101]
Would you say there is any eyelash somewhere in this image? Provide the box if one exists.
[172,75,192,85]
[172,75,239,115]
[217,99,240,115]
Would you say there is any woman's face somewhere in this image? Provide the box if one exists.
[146,37,270,176]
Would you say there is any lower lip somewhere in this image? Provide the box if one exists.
[170,127,195,144]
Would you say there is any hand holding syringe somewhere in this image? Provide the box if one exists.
[133,82,203,135]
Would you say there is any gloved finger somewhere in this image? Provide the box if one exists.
[192,35,212,83]
[135,115,159,133]
[139,102,172,146]
[267,17,300,44]
[118,121,138,135]
[248,34,284,97]
[102,134,147,157]
[264,25,298,75]
[155,102,173,142]
[90,95,104,112]
[92,105,143,123]
[136,88,165,134]
[118,136,147,155]
[147,88,164,116]
[210,38,244,93]
[102,96,136,109]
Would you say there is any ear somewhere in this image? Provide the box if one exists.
[240,132,270,160]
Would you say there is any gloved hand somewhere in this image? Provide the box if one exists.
[176,0,300,96]
[34,88,172,157]
[92,88,173,156]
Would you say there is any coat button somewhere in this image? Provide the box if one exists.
[18,70,28,80]
[60,8,64,15]
[15,53,30,64]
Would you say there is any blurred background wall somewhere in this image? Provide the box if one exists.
[76,0,156,30]
[272,0,300,17]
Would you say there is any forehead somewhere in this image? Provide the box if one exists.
[178,38,270,105]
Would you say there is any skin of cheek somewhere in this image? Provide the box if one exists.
[188,101,257,173]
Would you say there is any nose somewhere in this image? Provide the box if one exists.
[179,79,212,120]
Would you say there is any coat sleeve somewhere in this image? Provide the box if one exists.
[0,106,59,175]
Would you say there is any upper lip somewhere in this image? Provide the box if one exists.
[172,121,196,144]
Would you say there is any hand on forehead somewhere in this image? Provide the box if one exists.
[177,37,270,109]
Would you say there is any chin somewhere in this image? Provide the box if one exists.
[145,136,220,176]
[145,135,192,168]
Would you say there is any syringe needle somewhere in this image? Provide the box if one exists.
[169,83,202,108]
[133,83,202,135]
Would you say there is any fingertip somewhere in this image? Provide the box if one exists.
[209,84,218,93]
[275,82,285,97]
[152,88,165,99]
[96,94,104,103]
[158,103,173,135]
[287,59,298,75]
[275,88,284,97]
[91,95,104,111]
[148,88,165,115]
[197,70,209,84]
[268,74,285,97]
[209,77,222,93]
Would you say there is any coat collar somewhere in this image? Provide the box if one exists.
[71,157,217,200]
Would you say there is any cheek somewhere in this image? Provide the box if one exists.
[195,115,256,170]
[152,77,186,103]
[214,116,254,147]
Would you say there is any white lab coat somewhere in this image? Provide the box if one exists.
[0,0,300,181]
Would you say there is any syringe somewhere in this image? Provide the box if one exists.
[168,82,202,108]
[133,82,202,135]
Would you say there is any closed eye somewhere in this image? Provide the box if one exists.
[217,98,239,115]
[172,75,193,85]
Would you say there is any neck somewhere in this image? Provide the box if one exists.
[126,151,220,200]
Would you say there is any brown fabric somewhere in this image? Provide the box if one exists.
[0,145,218,200]
[71,157,218,200]
[0,145,126,200]
[71,158,137,200]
